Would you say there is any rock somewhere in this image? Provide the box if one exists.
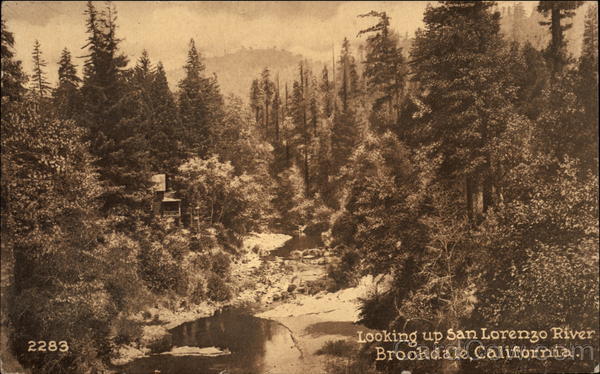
[287,284,297,293]
[272,293,281,301]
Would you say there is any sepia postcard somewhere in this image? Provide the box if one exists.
[1,1,598,373]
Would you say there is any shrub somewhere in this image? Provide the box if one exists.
[327,246,361,291]
[189,235,202,252]
[207,273,231,302]
[163,230,189,261]
[331,211,357,247]
[316,339,356,357]
[193,253,212,270]
[111,316,143,345]
[190,280,206,305]
[211,251,231,274]
[304,220,329,237]
[138,241,181,293]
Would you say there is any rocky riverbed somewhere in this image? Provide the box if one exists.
[114,232,388,374]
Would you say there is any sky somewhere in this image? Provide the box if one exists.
[2,1,538,85]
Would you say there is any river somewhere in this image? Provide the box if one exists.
[118,233,376,374]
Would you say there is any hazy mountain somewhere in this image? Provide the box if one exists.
[166,47,327,100]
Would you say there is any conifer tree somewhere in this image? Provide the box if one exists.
[272,75,281,142]
[250,78,263,125]
[359,11,405,120]
[336,38,360,112]
[150,62,184,173]
[261,67,274,140]
[178,39,221,157]
[30,40,51,98]
[537,1,584,75]
[1,20,27,102]
[411,1,514,219]
[331,39,360,170]
[79,1,151,218]
[320,65,333,118]
[54,48,81,120]
[578,3,598,166]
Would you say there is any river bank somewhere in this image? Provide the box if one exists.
[114,232,385,374]
[111,233,293,366]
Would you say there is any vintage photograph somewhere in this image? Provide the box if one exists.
[1,1,598,373]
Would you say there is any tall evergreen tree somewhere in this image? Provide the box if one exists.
[289,63,315,196]
[178,39,221,157]
[79,1,151,218]
[1,20,27,102]
[331,39,360,170]
[149,61,184,173]
[129,51,184,174]
[30,40,51,98]
[359,11,405,121]
[336,38,360,112]
[53,48,81,120]
[261,67,274,140]
[537,1,584,75]
[272,75,281,142]
[577,3,598,168]
[320,65,333,118]
[249,78,263,126]
[411,1,515,219]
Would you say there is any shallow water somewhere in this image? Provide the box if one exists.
[120,309,302,374]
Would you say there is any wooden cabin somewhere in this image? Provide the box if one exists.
[151,174,181,219]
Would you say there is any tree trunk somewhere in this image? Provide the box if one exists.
[466,174,474,222]
[304,150,310,197]
[264,102,269,139]
[482,155,494,213]
[274,106,279,141]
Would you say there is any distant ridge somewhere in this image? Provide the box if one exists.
[166,47,326,100]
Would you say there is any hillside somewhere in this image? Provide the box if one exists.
[166,48,327,100]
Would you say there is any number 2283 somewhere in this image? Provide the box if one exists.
[27,341,69,352]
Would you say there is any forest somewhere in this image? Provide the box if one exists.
[1,1,598,374]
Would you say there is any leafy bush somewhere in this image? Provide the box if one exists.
[316,339,356,356]
[138,241,182,293]
[206,273,232,302]
[327,246,361,291]
[190,279,206,305]
[111,316,143,345]
[189,235,202,252]
[177,156,272,237]
[211,251,231,274]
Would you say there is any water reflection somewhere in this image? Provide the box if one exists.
[121,310,302,374]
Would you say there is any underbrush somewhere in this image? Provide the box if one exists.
[316,339,356,356]
[317,339,379,374]
[326,245,361,291]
